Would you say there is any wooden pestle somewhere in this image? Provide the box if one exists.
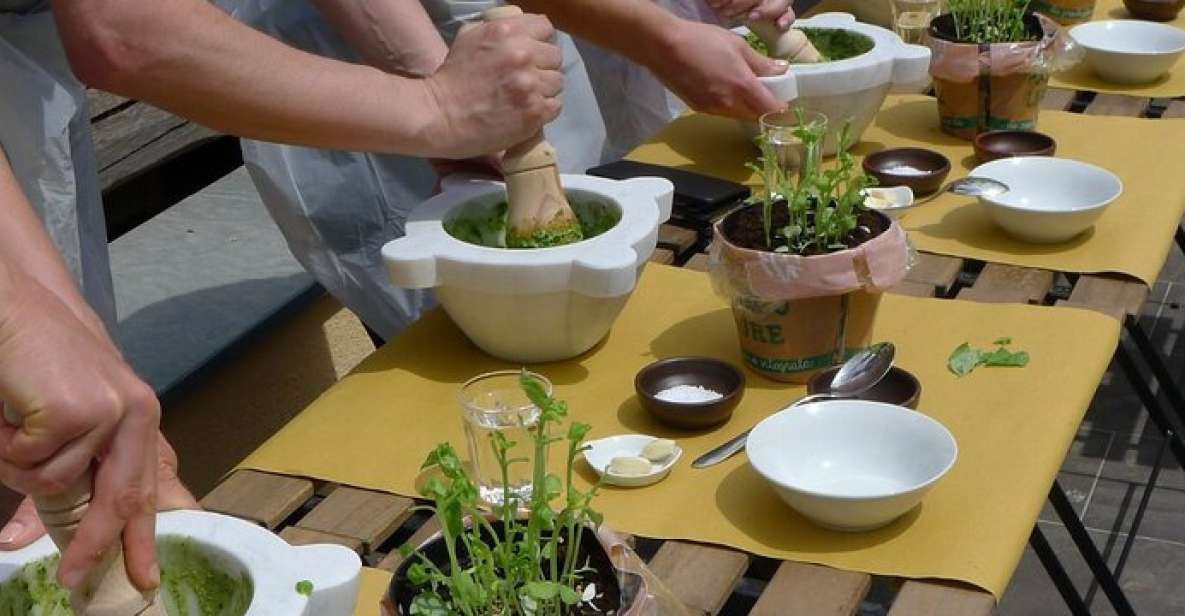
[746,20,823,63]
[482,5,583,247]
[3,408,162,615]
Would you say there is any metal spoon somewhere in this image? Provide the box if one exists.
[912,176,1010,207]
[690,343,897,469]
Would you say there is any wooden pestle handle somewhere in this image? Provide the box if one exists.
[482,4,559,176]
[2,406,156,615]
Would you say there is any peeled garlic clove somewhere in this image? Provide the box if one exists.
[641,439,677,463]
[607,456,653,477]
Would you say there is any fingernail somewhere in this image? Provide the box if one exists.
[0,522,24,545]
[749,10,762,20]
[150,564,161,587]
[773,59,790,70]
[61,567,84,589]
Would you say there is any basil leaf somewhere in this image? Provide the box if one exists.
[948,342,983,377]
[982,348,1030,367]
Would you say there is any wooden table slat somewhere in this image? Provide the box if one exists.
[200,469,312,528]
[887,580,995,616]
[1040,88,1078,112]
[378,515,442,572]
[295,486,414,550]
[905,253,964,294]
[651,247,676,265]
[889,279,938,298]
[748,561,870,616]
[1083,93,1151,117]
[279,526,365,554]
[658,224,701,254]
[956,263,1054,305]
[684,253,710,272]
[647,541,748,615]
[1066,275,1149,319]
[1163,100,1185,118]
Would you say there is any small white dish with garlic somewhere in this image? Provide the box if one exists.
[583,435,682,487]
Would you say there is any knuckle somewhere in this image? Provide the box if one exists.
[112,485,153,520]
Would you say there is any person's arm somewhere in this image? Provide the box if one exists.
[0,147,113,346]
[310,0,448,77]
[512,0,790,120]
[49,0,561,160]
[0,147,163,591]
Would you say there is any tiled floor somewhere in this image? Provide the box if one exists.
[998,256,1185,615]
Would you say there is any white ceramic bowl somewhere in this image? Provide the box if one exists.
[972,157,1123,244]
[746,400,957,532]
[384,174,673,363]
[584,434,683,487]
[0,510,362,615]
[1071,20,1185,84]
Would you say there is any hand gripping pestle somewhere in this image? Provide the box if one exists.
[746,19,823,63]
[482,5,583,247]
[3,407,164,615]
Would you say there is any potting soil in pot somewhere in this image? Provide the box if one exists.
[444,194,620,249]
[0,539,253,616]
[745,27,875,61]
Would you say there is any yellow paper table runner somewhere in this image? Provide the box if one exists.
[629,95,1185,285]
[242,265,1120,598]
[354,568,391,616]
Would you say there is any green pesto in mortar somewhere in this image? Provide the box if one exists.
[744,27,875,62]
[0,539,255,616]
[444,197,621,249]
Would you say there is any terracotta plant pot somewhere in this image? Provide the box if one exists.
[710,209,909,384]
[1123,0,1185,21]
[383,522,648,616]
[927,13,1060,140]
[1032,0,1097,24]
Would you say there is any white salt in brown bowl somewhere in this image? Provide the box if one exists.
[635,357,745,429]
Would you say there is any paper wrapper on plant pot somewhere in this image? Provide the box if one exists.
[1032,0,1097,25]
[926,13,1082,140]
[708,211,911,383]
[383,523,691,615]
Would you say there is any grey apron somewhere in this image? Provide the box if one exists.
[0,2,117,331]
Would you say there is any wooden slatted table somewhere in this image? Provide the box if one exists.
[201,88,1170,615]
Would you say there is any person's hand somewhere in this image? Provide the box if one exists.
[422,14,563,159]
[0,266,161,591]
[650,20,788,120]
[708,0,794,28]
[0,433,197,550]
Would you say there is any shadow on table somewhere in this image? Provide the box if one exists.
[714,464,919,552]
[349,309,591,386]
[914,201,1096,256]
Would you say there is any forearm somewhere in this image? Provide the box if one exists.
[50,0,449,156]
[0,148,102,338]
[512,0,685,68]
[311,0,447,77]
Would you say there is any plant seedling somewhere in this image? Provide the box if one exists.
[403,370,603,615]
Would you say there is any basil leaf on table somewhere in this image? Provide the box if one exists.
[948,342,983,377]
[948,339,1030,376]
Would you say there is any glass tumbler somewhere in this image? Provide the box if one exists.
[890,0,942,45]
[458,370,551,505]
[759,109,828,182]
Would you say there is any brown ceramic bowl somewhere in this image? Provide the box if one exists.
[807,366,921,409]
[973,130,1057,164]
[635,357,745,429]
[862,148,951,195]
[1124,0,1185,21]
